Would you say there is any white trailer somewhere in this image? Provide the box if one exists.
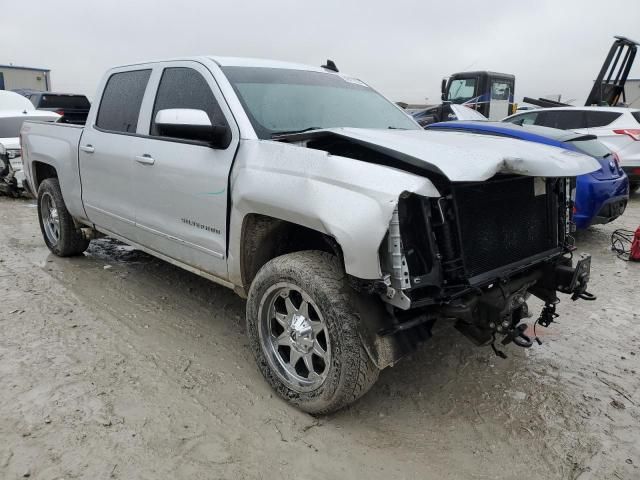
[0,65,50,92]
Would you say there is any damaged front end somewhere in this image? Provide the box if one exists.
[373,174,594,361]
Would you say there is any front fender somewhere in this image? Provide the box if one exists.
[227,140,440,285]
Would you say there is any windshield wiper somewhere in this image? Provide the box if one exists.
[270,127,323,138]
[387,126,408,130]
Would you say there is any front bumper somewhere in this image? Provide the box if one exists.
[450,253,593,344]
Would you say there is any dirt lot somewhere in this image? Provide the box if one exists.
[0,192,639,480]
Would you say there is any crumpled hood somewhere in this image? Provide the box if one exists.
[303,128,601,182]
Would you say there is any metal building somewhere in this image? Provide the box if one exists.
[0,65,51,92]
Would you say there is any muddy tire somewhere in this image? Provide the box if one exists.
[37,178,89,257]
[246,250,379,414]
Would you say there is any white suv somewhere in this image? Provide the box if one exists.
[504,106,640,191]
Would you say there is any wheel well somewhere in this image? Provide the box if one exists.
[240,214,343,290]
[33,162,58,190]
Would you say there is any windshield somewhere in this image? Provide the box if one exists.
[222,67,419,139]
[447,78,477,104]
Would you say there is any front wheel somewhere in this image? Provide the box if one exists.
[246,251,379,414]
[37,178,89,257]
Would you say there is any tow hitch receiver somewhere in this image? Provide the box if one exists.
[555,253,596,301]
[532,254,595,341]
[490,254,596,357]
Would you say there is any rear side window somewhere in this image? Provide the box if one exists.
[96,69,151,133]
[505,112,538,125]
[150,67,227,137]
[535,110,586,129]
[567,138,611,158]
[632,111,640,124]
[584,111,622,128]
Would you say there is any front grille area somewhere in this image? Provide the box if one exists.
[452,176,559,278]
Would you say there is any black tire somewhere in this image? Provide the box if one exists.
[37,178,89,257]
[246,250,379,414]
[630,182,640,193]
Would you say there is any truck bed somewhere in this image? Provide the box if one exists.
[20,121,87,221]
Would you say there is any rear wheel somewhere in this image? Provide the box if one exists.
[630,182,640,193]
[37,178,89,257]
[246,251,379,414]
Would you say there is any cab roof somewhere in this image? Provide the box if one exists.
[114,56,343,75]
[208,56,330,73]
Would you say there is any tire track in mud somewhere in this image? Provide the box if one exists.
[0,200,433,479]
[1,195,640,479]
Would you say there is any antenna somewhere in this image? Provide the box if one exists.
[321,59,339,72]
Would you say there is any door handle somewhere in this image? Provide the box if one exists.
[80,144,95,153]
[135,154,155,165]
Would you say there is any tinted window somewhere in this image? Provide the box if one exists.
[535,110,586,129]
[584,111,622,128]
[633,112,640,124]
[505,112,538,125]
[150,67,226,137]
[96,70,151,133]
[568,138,611,158]
[38,94,90,109]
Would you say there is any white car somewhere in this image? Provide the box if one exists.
[0,91,59,196]
[503,106,640,191]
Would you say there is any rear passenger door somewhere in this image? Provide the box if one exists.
[130,61,239,279]
[79,68,152,240]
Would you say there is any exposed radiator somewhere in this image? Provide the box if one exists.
[452,176,559,278]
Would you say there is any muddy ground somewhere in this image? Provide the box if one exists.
[0,192,639,480]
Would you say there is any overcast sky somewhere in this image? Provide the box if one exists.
[4,0,640,105]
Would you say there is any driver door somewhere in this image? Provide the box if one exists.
[129,62,239,278]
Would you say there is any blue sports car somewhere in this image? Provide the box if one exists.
[425,121,629,229]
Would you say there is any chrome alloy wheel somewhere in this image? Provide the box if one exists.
[258,282,331,392]
[41,192,60,246]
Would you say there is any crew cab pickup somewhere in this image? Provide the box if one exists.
[21,57,599,414]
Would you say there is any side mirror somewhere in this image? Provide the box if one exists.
[441,78,447,101]
[154,108,230,148]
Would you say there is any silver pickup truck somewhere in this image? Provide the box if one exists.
[21,57,599,413]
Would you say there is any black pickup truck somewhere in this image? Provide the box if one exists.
[25,92,90,125]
